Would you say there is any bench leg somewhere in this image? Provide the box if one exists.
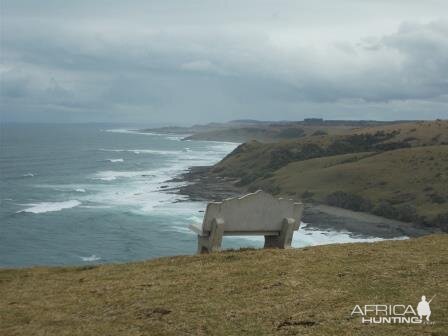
[197,218,225,254]
[197,235,210,254]
[264,218,296,249]
[279,218,296,248]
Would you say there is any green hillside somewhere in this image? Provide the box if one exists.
[209,120,448,229]
[1,235,446,336]
[260,146,448,226]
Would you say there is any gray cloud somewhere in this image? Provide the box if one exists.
[1,0,447,123]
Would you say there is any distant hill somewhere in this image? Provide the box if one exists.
[183,120,420,142]
[140,119,415,143]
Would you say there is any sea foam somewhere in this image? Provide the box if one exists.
[87,139,239,214]
[105,129,191,141]
[18,200,81,214]
[80,255,101,262]
[98,148,182,155]
[92,170,156,181]
[224,222,408,248]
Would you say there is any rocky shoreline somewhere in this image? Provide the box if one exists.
[170,166,439,239]
[170,166,243,202]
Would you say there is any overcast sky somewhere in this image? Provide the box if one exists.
[1,0,447,124]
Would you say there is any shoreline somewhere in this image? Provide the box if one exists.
[170,166,439,239]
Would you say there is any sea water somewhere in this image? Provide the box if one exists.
[0,124,387,268]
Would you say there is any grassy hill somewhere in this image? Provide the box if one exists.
[260,146,448,225]
[209,120,448,229]
[1,235,447,335]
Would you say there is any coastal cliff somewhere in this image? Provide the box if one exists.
[172,120,448,235]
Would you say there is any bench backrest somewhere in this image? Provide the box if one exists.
[201,190,303,234]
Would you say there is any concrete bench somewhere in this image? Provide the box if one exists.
[189,190,304,253]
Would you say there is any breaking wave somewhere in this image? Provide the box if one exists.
[18,200,81,214]
[98,148,182,155]
[80,255,101,262]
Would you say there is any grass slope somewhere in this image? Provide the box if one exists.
[211,120,448,227]
[1,235,447,336]
[261,145,448,222]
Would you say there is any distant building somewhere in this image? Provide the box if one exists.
[304,118,324,124]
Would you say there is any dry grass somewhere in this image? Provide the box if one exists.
[1,235,447,336]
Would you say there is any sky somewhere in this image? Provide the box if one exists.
[1,0,448,125]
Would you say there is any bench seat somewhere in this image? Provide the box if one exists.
[189,190,303,253]
[189,224,280,236]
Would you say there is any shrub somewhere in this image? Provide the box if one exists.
[394,204,419,222]
[374,142,411,151]
[326,191,372,212]
[269,148,295,169]
[403,137,417,142]
[371,202,422,223]
[312,130,328,136]
[301,190,314,200]
[264,184,281,195]
[326,132,403,156]
[431,212,448,232]
[372,201,398,219]
[300,143,326,158]
[268,143,325,170]
[277,128,305,139]
[263,172,274,179]
[429,193,446,204]
[248,185,260,193]
[235,174,258,187]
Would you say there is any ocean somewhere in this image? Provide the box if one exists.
[0,124,385,268]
